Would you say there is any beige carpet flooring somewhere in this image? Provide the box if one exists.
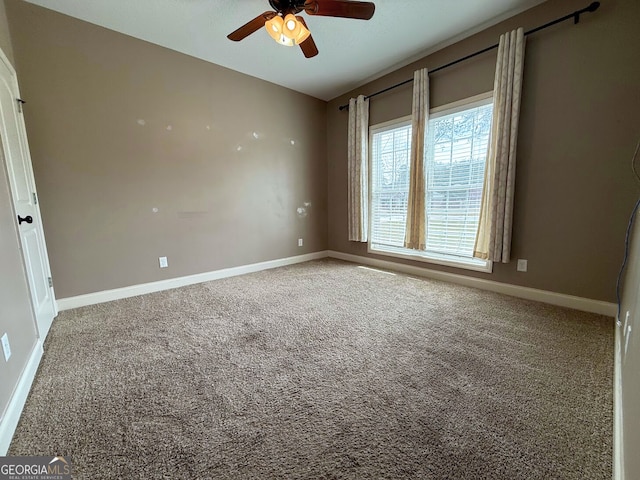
[9,259,613,479]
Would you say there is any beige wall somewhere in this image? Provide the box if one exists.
[619,199,640,479]
[327,0,640,302]
[6,0,327,299]
[9,0,637,303]
[0,0,14,67]
[0,0,38,427]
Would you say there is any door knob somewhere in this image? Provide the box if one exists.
[17,215,33,225]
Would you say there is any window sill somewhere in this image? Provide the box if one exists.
[368,243,493,273]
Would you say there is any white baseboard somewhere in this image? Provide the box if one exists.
[57,249,617,317]
[57,251,329,311]
[614,322,624,480]
[0,340,44,455]
[328,251,617,317]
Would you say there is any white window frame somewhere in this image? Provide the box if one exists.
[367,92,494,274]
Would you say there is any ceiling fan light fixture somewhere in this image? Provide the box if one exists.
[265,15,284,40]
[229,0,375,58]
[294,16,311,44]
[283,14,302,39]
[265,14,295,46]
[278,14,310,46]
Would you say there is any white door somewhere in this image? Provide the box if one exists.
[0,51,56,339]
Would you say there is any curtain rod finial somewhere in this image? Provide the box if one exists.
[576,2,599,24]
[587,1,600,12]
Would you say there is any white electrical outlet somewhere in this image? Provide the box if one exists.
[298,238,303,247]
[159,256,168,268]
[517,259,528,272]
[1,333,11,362]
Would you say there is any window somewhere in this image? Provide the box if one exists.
[370,119,412,248]
[369,93,493,272]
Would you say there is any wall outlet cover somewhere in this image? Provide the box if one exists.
[517,259,528,272]
[159,256,168,268]
[298,238,303,247]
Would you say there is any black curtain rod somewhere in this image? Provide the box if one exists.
[338,1,601,111]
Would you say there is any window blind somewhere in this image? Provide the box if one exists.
[425,103,493,257]
[370,123,411,247]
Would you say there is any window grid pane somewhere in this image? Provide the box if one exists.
[426,103,493,257]
[370,125,411,247]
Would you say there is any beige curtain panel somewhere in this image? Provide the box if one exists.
[474,28,525,263]
[348,95,370,242]
[404,68,429,250]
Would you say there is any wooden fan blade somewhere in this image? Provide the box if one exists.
[304,0,375,20]
[299,35,319,58]
[297,17,318,58]
[227,12,275,41]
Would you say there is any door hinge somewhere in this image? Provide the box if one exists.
[33,192,38,205]
[16,98,26,113]
[48,277,53,288]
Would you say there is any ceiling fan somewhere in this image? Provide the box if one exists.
[227,0,376,59]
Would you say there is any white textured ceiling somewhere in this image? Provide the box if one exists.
[24,0,547,101]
